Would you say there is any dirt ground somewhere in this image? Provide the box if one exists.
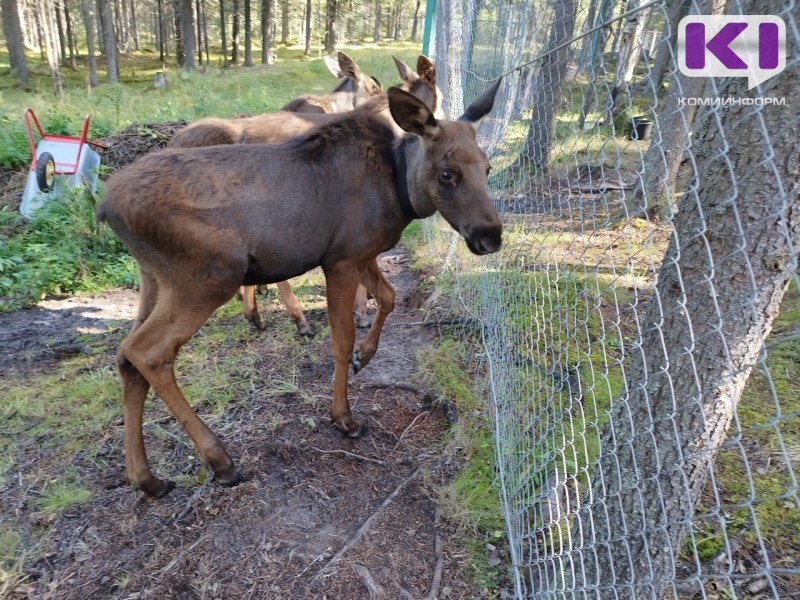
[0,246,508,599]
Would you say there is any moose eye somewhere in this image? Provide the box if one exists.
[441,169,453,182]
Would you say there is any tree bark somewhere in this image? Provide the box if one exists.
[373,1,380,42]
[303,0,311,53]
[54,0,67,64]
[410,0,420,41]
[39,0,64,94]
[641,0,683,93]
[280,0,288,44]
[2,0,30,85]
[219,0,227,65]
[130,0,139,49]
[604,0,650,125]
[177,0,195,69]
[571,1,800,597]
[231,0,239,63]
[80,0,98,85]
[98,0,118,81]
[243,0,252,65]
[195,0,202,64]
[324,0,336,53]
[517,0,577,167]
[261,0,272,63]
[64,0,77,68]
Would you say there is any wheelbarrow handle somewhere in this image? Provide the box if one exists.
[23,108,46,162]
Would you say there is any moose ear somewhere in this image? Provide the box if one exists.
[324,54,342,78]
[388,87,439,139]
[393,56,419,85]
[458,78,502,130]
[337,51,362,80]
[416,55,436,85]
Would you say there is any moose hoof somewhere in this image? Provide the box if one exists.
[248,318,266,331]
[333,418,366,438]
[345,422,367,438]
[215,470,245,488]
[354,313,373,329]
[139,478,176,498]
[297,322,315,338]
[350,350,363,374]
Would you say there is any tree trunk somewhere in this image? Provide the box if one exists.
[231,0,239,63]
[393,4,401,39]
[373,1,380,42]
[95,0,104,51]
[517,0,577,167]
[261,0,272,63]
[303,0,311,54]
[64,0,77,68]
[243,0,252,65]
[280,0,288,44]
[219,0,227,65]
[201,0,209,64]
[115,0,126,51]
[324,0,336,53]
[18,0,35,49]
[40,0,64,94]
[156,0,165,61]
[130,0,139,49]
[577,0,614,128]
[603,0,650,126]
[178,0,195,69]
[571,1,800,597]
[195,0,202,64]
[2,0,30,85]
[640,0,683,93]
[632,0,725,216]
[80,0,98,85]
[98,0,118,81]
[54,0,66,64]
[410,0,420,41]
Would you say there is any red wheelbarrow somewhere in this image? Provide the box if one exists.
[20,108,106,217]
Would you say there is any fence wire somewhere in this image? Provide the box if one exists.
[425,0,800,597]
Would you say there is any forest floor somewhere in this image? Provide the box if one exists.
[0,242,509,599]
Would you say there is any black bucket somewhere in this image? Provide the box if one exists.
[629,117,654,141]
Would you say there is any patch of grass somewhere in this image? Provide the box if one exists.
[415,335,506,591]
[0,364,122,481]
[37,480,93,514]
[0,186,137,311]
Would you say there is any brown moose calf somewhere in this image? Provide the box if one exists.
[98,81,503,498]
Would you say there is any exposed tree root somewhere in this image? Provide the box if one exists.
[311,467,422,582]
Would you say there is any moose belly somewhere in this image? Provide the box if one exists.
[242,253,318,286]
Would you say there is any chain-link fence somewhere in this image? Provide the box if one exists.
[424,0,799,597]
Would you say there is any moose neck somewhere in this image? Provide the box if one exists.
[392,142,418,221]
[392,136,436,221]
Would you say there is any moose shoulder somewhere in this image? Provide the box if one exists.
[97,80,503,498]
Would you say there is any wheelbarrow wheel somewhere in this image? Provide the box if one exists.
[36,152,56,192]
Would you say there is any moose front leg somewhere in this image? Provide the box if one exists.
[350,259,395,373]
[324,261,364,437]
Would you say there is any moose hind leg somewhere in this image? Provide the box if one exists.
[241,285,265,330]
[351,259,395,373]
[353,284,373,329]
[276,280,315,337]
[120,286,243,494]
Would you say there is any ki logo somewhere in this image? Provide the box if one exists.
[678,15,786,89]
